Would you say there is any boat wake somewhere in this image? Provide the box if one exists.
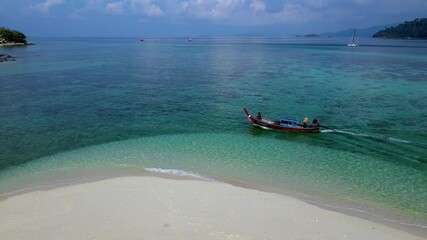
[321,129,369,137]
[387,137,411,144]
[145,168,216,182]
[320,129,335,133]
[321,129,411,144]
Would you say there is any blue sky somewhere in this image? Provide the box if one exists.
[1,0,426,37]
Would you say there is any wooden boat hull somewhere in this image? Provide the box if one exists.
[244,108,320,133]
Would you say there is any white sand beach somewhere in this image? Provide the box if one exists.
[0,176,424,240]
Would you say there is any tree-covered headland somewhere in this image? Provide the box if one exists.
[0,27,28,44]
[373,18,427,39]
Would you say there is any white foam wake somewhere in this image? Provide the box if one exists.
[321,129,411,144]
[388,137,411,144]
[145,168,215,181]
[320,129,335,133]
[260,126,273,130]
[333,129,371,137]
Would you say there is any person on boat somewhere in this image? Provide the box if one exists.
[303,116,309,128]
[257,112,262,119]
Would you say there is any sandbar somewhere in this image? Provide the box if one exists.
[0,176,424,240]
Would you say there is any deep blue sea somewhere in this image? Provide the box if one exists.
[1,37,426,230]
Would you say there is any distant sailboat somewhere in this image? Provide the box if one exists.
[347,29,359,47]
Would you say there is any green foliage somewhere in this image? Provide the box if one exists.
[373,18,427,39]
[0,27,27,43]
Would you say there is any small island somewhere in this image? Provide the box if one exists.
[296,34,320,37]
[0,27,33,47]
[373,18,427,39]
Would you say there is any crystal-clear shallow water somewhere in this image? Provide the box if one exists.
[1,37,426,228]
[0,132,426,227]
[2,39,425,165]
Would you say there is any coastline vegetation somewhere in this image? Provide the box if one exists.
[0,27,29,46]
[373,18,427,39]
[296,34,320,37]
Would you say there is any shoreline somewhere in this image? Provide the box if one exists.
[0,168,426,239]
[0,42,34,47]
[0,174,425,240]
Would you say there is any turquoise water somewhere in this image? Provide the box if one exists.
[1,38,426,228]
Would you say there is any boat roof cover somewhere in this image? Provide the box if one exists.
[279,117,298,123]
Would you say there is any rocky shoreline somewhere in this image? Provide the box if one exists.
[0,54,15,63]
[0,42,34,47]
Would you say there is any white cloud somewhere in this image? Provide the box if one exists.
[170,0,326,25]
[130,0,164,17]
[229,1,322,25]
[249,0,266,13]
[47,0,427,29]
[70,0,105,19]
[175,0,245,20]
[28,0,65,13]
[105,0,127,15]
[275,2,316,22]
[72,0,164,18]
[177,1,190,12]
[68,0,324,23]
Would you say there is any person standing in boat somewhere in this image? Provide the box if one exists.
[257,112,262,119]
[303,116,309,128]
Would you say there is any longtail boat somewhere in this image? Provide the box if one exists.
[244,108,321,133]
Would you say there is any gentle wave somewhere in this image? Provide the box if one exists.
[0,177,83,197]
[145,168,215,181]
[314,201,427,230]
[1,169,214,198]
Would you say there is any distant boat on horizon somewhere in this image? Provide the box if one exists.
[347,29,359,47]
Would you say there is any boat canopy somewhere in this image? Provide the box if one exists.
[279,117,298,125]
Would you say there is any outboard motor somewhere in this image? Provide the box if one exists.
[312,119,318,126]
